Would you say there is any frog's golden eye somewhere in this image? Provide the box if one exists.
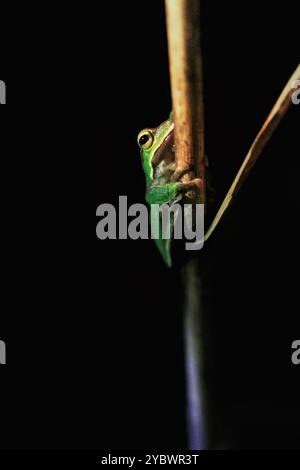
[137,130,154,149]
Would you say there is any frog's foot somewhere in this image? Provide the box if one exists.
[172,155,209,182]
[180,178,203,193]
[171,165,193,183]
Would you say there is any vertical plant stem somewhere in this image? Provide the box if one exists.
[165,0,213,449]
[183,257,210,450]
[165,0,205,201]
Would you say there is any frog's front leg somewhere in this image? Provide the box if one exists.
[145,179,202,205]
[146,182,182,205]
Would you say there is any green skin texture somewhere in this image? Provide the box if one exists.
[139,114,182,267]
[142,119,180,204]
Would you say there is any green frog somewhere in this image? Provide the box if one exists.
[137,112,202,266]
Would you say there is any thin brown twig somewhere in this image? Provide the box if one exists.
[205,63,300,241]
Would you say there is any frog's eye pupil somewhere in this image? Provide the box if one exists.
[139,135,149,146]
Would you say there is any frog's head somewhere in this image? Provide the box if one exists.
[137,113,174,187]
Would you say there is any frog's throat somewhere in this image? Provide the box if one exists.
[151,123,175,180]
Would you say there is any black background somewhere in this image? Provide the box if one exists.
[1,1,299,450]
